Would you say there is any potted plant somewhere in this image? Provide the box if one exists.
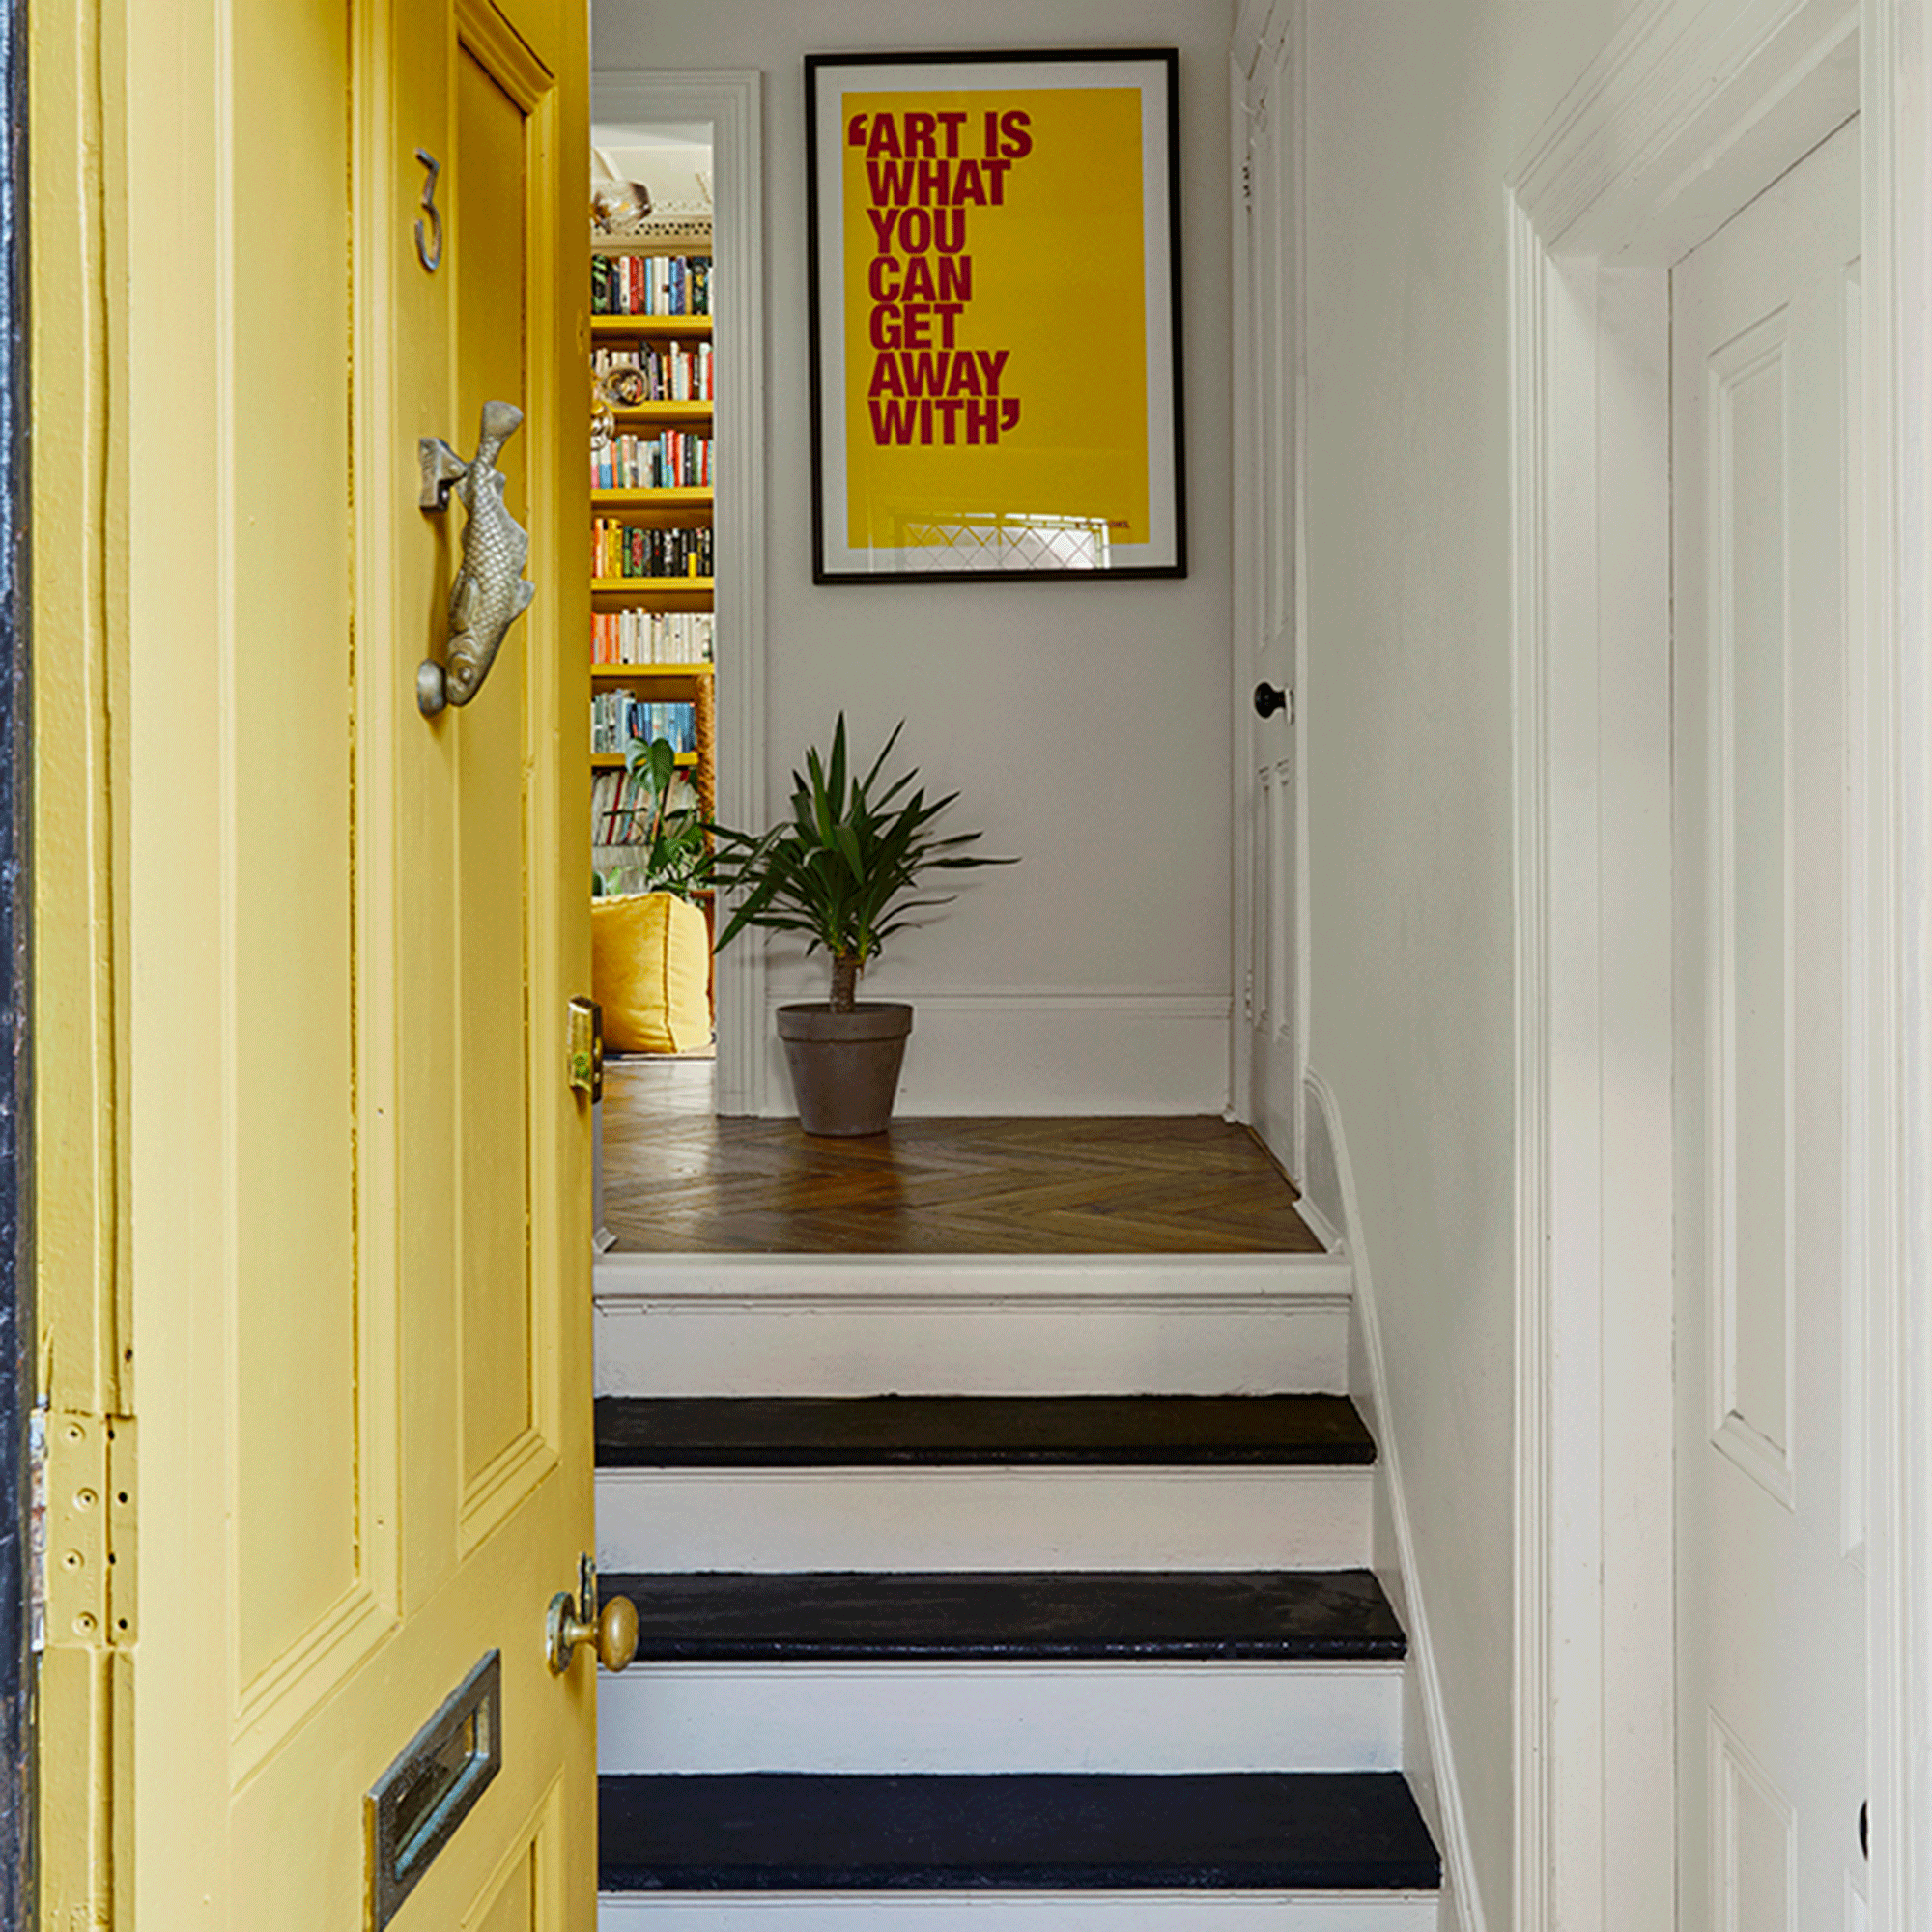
[708,714,1014,1135]
[595,734,709,899]
[591,735,713,1055]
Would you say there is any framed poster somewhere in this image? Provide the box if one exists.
[805,48,1186,582]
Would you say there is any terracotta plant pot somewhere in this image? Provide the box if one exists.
[776,1001,913,1137]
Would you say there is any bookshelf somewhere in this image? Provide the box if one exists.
[595,487,712,514]
[591,313,711,340]
[591,577,713,604]
[591,750,698,770]
[588,247,718,908]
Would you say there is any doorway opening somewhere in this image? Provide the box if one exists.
[585,73,767,1254]
[582,51,1313,1264]
[587,118,721,1090]
[1503,5,1918,1917]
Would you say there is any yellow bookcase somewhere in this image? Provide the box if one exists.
[588,277,717,847]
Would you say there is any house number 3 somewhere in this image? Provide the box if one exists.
[414,150,443,273]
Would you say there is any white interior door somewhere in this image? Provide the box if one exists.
[1671,117,1866,1926]
[1236,22,1299,1170]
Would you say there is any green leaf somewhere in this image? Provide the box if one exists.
[860,719,906,793]
[827,713,848,816]
[704,717,1015,978]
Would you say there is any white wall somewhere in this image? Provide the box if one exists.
[592,0,1236,1116]
[1296,0,1639,1920]
[595,0,1688,1917]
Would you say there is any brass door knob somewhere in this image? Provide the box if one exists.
[549,1591,638,1672]
[547,1553,638,1673]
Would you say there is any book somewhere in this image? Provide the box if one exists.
[590,430,714,491]
[590,253,714,319]
[590,695,697,755]
[589,609,716,665]
[591,520,714,581]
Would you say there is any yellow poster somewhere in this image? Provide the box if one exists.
[809,54,1183,580]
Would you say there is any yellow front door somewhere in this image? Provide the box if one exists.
[32,0,594,1924]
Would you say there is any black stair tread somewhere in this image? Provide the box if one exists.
[594,1394,1376,1468]
[599,1773,1441,1892]
[601,1568,1406,1661]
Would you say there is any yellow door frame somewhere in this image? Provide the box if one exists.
[28,0,131,1920]
[0,0,33,1918]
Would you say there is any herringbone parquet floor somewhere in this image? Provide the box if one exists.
[600,1061,1321,1256]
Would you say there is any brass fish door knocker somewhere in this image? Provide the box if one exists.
[416,399,536,717]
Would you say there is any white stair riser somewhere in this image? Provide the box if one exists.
[597,1467,1374,1572]
[599,1892,1439,1931]
[592,1257,1350,1397]
[597,1662,1403,1775]
[596,1302,1349,1398]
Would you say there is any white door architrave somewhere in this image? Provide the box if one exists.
[590,71,767,1117]
[1508,0,1932,1926]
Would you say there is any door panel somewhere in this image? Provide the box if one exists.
[226,0,368,1719]
[220,0,400,1787]
[467,1781,568,1932]
[473,1841,542,1932]
[1238,32,1299,1166]
[115,0,593,1923]
[1707,307,1797,1507]
[1672,117,1864,1929]
[451,29,546,1535]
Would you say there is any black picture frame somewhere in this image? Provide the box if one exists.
[805,48,1187,583]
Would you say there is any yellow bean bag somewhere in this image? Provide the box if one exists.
[590,892,711,1055]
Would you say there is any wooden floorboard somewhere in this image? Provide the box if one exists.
[600,1070,1321,1255]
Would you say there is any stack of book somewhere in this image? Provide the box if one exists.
[591,696,696,756]
[590,611,715,664]
[593,431,713,491]
[589,765,697,846]
[592,254,712,317]
[592,522,713,579]
[593,340,714,402]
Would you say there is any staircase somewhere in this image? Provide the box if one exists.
[591,1253,1443,1928]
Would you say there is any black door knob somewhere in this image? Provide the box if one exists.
[1254,682,1289,720]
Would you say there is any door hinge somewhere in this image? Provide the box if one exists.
[31,1408,137,1653]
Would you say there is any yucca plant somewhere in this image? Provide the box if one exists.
[709,714,1014,1012]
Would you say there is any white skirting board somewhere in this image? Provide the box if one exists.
[596,1659,1404,1776]
[1297,1079,1347,1248]
[758,992,1234,1117]
[597,1464,1374,1574]
[1290,1190,1343,1258]
[593,1254,1351,1397]
[1305,1066,1482,1932]
[600,1893,1441,1931]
